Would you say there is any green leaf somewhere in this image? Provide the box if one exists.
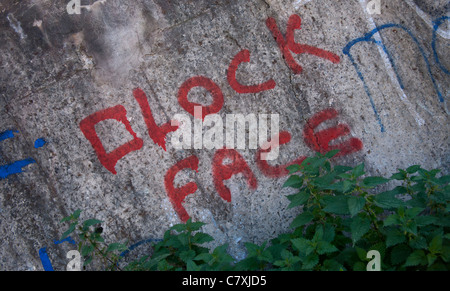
[280,249,293,260]
[325,149,341,159]
[405,207,424,219]
[290,212,314,229]
[362,176,390,188]
[323,196,350,215]
[323,181,345,192]
[302,253,319,270]
[286,164,301,174]
[352,163,365,178]
[374,190,404,209]
[390,171,407,181]
[338,173,353,179]
[180,250,196,263]
[322,224,336,243]
[348,196,366,217]
[312,172,337,188]
[441,246,450,263]
[427,253,437,267]
[434,216,450,227]
[404,250,426,267]
[370,242,386,261]
[186,220,206,232]
[436,175,450,185]
[312,225,324,242]
[406,165,421,174]
[333,165,353,175]
[81,244,94,257]
[106,243,127,253]
[316,241,339,255]
[292,238,314,255]
[83,219,103,228]
[353,261,366,271]
[415,215,437,227]
[92,234,105,243]
[170,224,186,232]
[283,175,303,188]
[287,191,310,209]
[385,228,406,248]
[321,259,345,271]
[72,209,82,219]
[60,216,72,223]
[342,180,355,193]
[355,247,368,261]
[404,220,418,236]
[186,260,200,271]
[192,232,214,245]
[61,222,77,240]
[429,235,443,254]
[427,262,447,271]
[390,244,411,265]
[409,236,427,250]
[384,214,401,227]
[350,216,371,245]
[83,256,93,267]
[157,259,172,271]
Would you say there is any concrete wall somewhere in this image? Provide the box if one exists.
[0,0,448,270]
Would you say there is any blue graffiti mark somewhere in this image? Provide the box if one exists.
[0,158,36,179]
[120,238,162,257]
[0,130,19,142]
[39,236,163,270]
[54,237,76,245]
[39,236,76,271]
[343,21,445,133]
[34,138,47,149]
[38,247,55,271]
[0,130,48,180]
[432,16,450,75]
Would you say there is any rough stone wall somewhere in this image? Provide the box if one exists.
[0,0,448,270]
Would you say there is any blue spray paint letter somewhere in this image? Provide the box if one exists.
[432,16,450,75]
[0,130,37,179]
[344,21,445,132]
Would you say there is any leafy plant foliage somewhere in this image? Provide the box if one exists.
[60,151,449,271]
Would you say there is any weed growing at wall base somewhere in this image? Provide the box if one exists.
[59,150,449,271]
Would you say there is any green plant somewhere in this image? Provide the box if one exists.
[124,219,234,271]
[60,210,128,271]
[274,150,450,271]
[59,151,449,271]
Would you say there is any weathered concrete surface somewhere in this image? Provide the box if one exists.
[0,0,448,270]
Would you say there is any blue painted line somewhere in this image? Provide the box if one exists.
[0,130,43,179]
[432,16,450,75]
[40,236,162,270]
[120,238,162,257]
[0,130,19,142]
[343,22,445,132]
[34,138,47,149]
[38,247,55,271]
[54,236,76,245]
[345,51,386,133]
[39,237,77,271]
[0,158,36,179]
